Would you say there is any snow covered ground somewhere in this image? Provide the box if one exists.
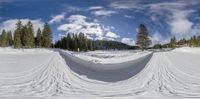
[0,47,200,99]
[71,50,151,64]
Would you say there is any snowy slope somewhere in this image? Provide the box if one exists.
[0,48,200,99]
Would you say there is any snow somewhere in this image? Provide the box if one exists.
[0,47,200,99]
[173,47,200,54]
[71,50,151,64]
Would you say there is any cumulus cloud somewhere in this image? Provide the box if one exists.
[109,0,200,39]
[49,13,65,24]
[147,2,200,38]
[0,19,44,36]
[169,10,194,36]
[106,31,120,39]
[58,15,103,37]
[121,38,135,46]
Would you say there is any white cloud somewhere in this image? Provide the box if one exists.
[106,31,120,39]
[109,0,138,10]
[124,15,135,19]
[146,2,200,38]
[0,19,44,36]
[64,6,82,12]
[121,38,135,46]
[109,1,200,39]
[91,10,117,16]
[102,25,115,32]
[49,13,65,24]
[88,6,103,10]
[169,10,194,36]
[58,15,103,37]
[95,36,104,40]
[149,31,170,46]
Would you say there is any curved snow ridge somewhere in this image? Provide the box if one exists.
[60,50,153,70]
[57,50,153,82]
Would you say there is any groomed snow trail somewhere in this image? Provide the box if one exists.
[0,48,200,99]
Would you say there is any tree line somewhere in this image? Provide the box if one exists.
[153,35,200,49]
[54,33,95,51]
[54,33,136,51]
[0,20,52,48]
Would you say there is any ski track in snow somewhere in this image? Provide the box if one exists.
[0,48,200,99]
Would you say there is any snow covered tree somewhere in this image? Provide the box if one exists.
[36,28,43,47]
[136,24,151,51]
[42,23,52,48]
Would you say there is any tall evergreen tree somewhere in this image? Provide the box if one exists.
[21,26,27,47]
[136,24,150,50]
[14,20,22,48]
[66,33,71,50]
[0,30,8,47]
[7,31,13,46]
[78,33,88,51]
[74,34,78,51]
[170,36,177,48]
[42,23,52,48]
[25,21,35,48]
[36,28,43,47]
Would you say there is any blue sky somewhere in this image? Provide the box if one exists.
[0,0,200,46]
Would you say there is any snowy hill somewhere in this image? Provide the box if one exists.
[0,47,200,99]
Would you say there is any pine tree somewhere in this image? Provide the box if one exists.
[0,30,8,47]
[74,34,78,51]
[170,36,176,48]
[66,33,71,50]
[7,31,13,46]
[136,24,151,51]
[14,20,22,48]
[36,28,43,47]
[42,23,52,48]
[21,26,27,47]
[26,21,35,48]
[87,39,93,50]
[0,32,1,47]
